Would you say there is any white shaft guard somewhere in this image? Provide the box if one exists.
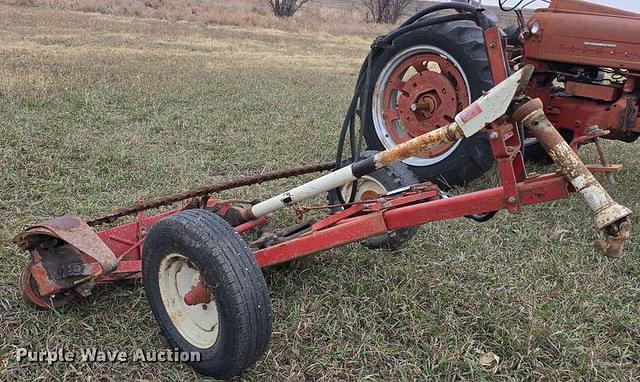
[455,65,534,137]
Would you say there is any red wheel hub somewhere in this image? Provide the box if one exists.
[382,53,470,158]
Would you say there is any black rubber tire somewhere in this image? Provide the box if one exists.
[524,140,553,165]
[142,209,272,380]
[328,151,419,250]
[363,21,494,188]
[524,129,574,165]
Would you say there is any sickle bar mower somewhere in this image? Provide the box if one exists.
[14,8,636,378]
[15,64,633,379]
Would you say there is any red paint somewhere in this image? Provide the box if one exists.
[183,281,212,306]
[520,0,640,141]
[254,213,388,267]
[235,216,267,234]
[484,26,509,85]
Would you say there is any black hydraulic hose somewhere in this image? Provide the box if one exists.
[345,50,375,203]
[379,13,479,49]
[334,68,366,171]
[401,2,483,27]
[333,75,364,205]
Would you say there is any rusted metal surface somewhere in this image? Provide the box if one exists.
[16,216,119,273]
[585,164,622,173]
[487,122,526,213]
[588,126,616,184]
[183,280,213,306]
[514,98,632,231]
[19,264,75,309]
[526,84,640,141]
[511,97,543,123]
[377,123,463,167]
[594,220,632,258]
[483,26,509,85]
[526,0,640,71]
[86,161,335,226]
[15,216,120,303]
[517,0,640,143]
[565,81,620,102]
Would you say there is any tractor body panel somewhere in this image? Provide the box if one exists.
[518,0,640,142]
[525,0,640,71]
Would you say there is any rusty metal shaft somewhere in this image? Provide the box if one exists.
[514,98,632,231]
[377,123,463,167]
[86,161,335,226]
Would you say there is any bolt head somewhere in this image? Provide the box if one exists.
[489,132,499,140]
[507,196,517,204]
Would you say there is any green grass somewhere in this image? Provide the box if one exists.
[1,4,639,381]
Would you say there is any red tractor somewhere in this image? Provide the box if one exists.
[360,0,640,186]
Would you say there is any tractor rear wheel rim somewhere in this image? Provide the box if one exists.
[372,46,471,166]
[159,253,219,349]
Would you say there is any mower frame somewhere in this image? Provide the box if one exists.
[16,24,625,304]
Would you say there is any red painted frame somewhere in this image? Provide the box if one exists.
[86,158,573,280]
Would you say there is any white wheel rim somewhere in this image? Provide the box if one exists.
[340,175,388,201]
[158,253,219,349]
[371,45,471,167]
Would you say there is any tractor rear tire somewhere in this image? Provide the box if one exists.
[142,209,272,380]
[328,151,419,250]
[363,21,494,188]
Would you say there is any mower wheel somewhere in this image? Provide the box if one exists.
[328,150,419,250]
[363,21,494,187]
[142,209,272,380]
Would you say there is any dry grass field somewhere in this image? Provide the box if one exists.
[0,1,638,381]
[5,0,529,34]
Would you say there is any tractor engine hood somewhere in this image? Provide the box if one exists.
[524,0,640,71]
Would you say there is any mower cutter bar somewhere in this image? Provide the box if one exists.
[85,161,335,226]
